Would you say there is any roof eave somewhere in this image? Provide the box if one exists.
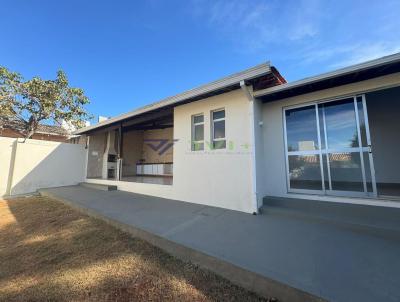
[74,62,271,135]
[35,131,68,136]
[254,52,400,99]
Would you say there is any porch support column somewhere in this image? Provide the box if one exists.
[240,80,259,214]
[118,123,123,180]
[84,135,90,181]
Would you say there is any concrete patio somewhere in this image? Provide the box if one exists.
[39,185,400,302]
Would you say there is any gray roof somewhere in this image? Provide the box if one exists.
[74,62,272,134]
[254,52,400,100]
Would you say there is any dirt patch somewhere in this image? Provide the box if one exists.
[0,196,272,301]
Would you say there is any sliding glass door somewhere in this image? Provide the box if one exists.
[284,96,377,197]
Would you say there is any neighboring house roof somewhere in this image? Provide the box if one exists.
[254,52,400,102]
[0,119,70,136]
[74,62,285,135]
[36,124,70,136]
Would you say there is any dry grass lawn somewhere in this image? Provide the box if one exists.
[0,196,271,302]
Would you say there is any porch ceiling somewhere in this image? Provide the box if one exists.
[122,114,173,132]
[86,108,174,135]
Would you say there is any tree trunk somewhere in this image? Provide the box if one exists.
[23,116,38,142]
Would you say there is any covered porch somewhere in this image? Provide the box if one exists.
[85,107,174,186]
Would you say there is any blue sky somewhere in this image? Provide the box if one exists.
[1,0,399,124]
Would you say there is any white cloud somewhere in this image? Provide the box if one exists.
[190,0,322,52]
[296,41,400,68]
[329,42,400,68]
[190,0,400,75]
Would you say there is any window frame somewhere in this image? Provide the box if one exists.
[191,113,204,151]
[211,108,226,149]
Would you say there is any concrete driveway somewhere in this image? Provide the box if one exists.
[40,185,400,302]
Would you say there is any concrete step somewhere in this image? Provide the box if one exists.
[262,196,400,240]
[79,182,117,191]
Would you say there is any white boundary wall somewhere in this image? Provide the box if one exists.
[0,137,86,197]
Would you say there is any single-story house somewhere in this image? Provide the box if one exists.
[74,52,400,214]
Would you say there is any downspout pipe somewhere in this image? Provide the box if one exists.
[84,135,90,181]
[118,123,123,181]
[240,80,259,215]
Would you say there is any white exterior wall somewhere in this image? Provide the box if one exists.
[86,89,255,213]
[0,137,86,197]
[173,89,254,212]
[253,98,265,208]
[258,73,400,202]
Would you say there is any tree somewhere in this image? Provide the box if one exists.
[0,66,91,140]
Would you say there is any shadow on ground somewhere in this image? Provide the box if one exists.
[0,196,269,302]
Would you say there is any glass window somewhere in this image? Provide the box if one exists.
[212,109,226,149]
[193,141,204,151]
[322,154,330,190]
[213,110,225,120]
[194,125,204,141]
[192,114,204,151]
[323,98,359,149]
[285,105,319,152]
[363,152,373,193]
[193,115,204,124]
[288,155,322,190]
[213,120,225,139]
[356,97,368,147]
[328,152,364,192]
[285,97,375,196]
[318,106,326,150]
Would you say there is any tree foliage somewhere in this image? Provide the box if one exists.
[0,66,91,139]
